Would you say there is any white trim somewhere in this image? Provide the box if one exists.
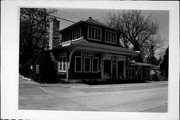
[92,57,99,73]
[75,56,82,73]
[87,25,102,41]
[84,57,91,73]
[59,56,66,72]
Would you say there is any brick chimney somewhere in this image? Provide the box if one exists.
[49,18,60,50]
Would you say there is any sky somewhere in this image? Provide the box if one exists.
[54,9,169,58]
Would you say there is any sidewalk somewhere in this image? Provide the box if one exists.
[19,75,168,89]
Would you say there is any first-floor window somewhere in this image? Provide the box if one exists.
[84,57,91,72]
[59,56,66,72]
[75,56,82,72]
[92,57,99,72]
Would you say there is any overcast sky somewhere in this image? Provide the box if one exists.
[54,9,169,58]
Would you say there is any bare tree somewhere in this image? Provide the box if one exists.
[105,10,159,52]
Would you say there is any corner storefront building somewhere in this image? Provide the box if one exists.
[49,17,138,83]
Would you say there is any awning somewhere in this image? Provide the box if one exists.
[130,61,155,67]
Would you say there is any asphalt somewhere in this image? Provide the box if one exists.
[19,76,168,112]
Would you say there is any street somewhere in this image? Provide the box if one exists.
[19,78,168,112]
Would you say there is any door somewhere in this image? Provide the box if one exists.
[103,60,111,79]
[137,67,142,81]
[112,60,117,79]
[118,61,124,79]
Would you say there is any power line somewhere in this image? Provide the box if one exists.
[49,14,77,23]
[58,10,86,20]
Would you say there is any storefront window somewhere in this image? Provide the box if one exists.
[84,57,91,72]
[92,57,99,72]
[59,56,66,72]
[75,56,82,72]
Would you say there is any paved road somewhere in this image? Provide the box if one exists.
[19,78,168,112]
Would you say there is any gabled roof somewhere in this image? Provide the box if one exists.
[60,17,119,32]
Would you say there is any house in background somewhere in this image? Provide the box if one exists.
[128,61,153,81]
[49,17,139,83]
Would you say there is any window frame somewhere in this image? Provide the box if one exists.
[59,56,66,72]
[75,56,82,73]
[105,29,117,44]
[72,26,81,41]
[84,57,91,73]
[128,68,135,79]
[92,57,99,73]
[87,25,102,41]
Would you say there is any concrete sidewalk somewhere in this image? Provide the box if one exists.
[19,76,168,89]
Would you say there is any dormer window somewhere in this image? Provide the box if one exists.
[72,27,81,40]
[88,26,102,41]
[105,30,117,43]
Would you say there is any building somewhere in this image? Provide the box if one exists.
[128,61,153,81]
[49,17,139,83]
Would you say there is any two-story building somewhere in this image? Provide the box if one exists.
[49,17,138,83]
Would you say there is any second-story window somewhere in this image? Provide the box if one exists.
[105,30,117,43]
[72,27,81,40]
[88,26,102,41]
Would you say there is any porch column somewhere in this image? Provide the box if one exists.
[66,50,70,82]
[100,53,105,79]
[66,48,77,82]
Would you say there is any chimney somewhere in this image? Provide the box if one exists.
[49,18,60,50]
[89,17,92,19]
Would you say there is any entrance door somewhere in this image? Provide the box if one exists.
[103,60,111,79]
[137,67,142,81]
[118,61,124,79]
[112,60,117,79]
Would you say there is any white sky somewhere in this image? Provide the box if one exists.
[54,9,169,58]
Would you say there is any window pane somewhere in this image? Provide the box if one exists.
[88,27,91,38]
[84,57,91,72]
[59,57,62,71]
[93,58,98,72]
[63,57,66,71]
[92,28,94,39]
[60,62,62,71]
[75,57,82,72]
